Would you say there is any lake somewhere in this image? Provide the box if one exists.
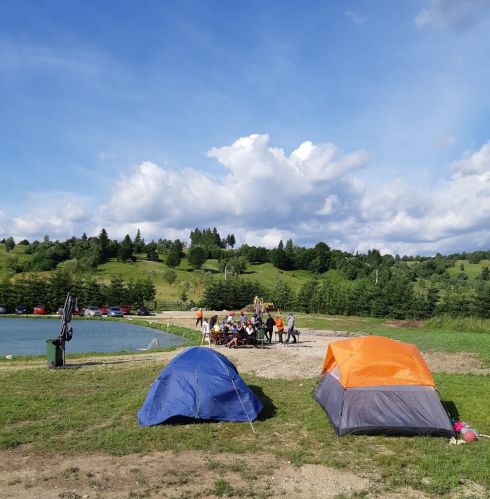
[0,318,187,357]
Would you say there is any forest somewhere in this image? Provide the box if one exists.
[2,228,490,319]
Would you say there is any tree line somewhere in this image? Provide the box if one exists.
[0,271,156,313]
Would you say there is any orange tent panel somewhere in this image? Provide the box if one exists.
[321,336,434,388]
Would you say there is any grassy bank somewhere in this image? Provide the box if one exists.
[1,364,489,496]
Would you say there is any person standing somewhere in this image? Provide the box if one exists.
[201,317,211,348]
[239,311,248,324]
[196,308,203,328]
[275,315,285,344]
[286,313,296,343]
[265,313,275,343]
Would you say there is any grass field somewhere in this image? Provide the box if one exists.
[1,358,489,496]
[97,255,312,303]
[0,246,313,304]
[447,260,490,279]
[0,245,33,274]
[1,317,490,496]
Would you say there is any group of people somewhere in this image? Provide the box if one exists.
[197,308,297,348]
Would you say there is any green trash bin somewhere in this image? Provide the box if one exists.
[256,326,267,348]
[46,338,63,368]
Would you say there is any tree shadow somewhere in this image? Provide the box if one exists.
[249,384,277,421]
[188,268,222,274]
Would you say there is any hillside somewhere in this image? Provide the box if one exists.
[0,248,312,304]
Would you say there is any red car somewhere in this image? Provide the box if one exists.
[100,305,108,315]
[119,304,131,315]
[34,304,47,315]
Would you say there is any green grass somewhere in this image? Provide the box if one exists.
[1,365,489,496]
[0,245,33,273]
[447,260,490,279]
[2,315,490,496]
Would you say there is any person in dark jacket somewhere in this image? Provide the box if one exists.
[265,313,275,343]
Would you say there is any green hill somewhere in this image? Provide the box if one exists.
[0,248,312,304]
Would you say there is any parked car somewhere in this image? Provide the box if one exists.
[78,305,89,316]
[100,305,108,315]
[119,304,131,315]
[0,304,7,314]
[15,304,28,314]
[84,306,102,317]
[34,304,48,315]
[136,306,150,316]
[107,307,124,318]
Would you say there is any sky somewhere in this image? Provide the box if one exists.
[1,0,490,256]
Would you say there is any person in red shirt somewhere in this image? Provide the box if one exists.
[275,315,284,344]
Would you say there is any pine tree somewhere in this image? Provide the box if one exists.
[118,235,134,262]
[98,228,110,260]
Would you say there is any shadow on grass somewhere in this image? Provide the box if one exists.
[185,268,222,274]
[249,384,277,421]
[443,400,460,421]
[64,358,155,368]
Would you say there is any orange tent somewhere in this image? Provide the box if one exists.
[321,335,434,388]
[314,336,454,437]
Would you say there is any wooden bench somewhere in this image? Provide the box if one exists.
[274,329,301,345]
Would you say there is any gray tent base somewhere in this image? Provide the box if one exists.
[313,372,455,438]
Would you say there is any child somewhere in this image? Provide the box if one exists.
[200,317,211,348]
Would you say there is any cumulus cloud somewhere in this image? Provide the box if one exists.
[448,140,490,178]
[105,134,370,231]
[415,0,490,30]
[5,135,490,256]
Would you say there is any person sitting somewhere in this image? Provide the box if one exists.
[222,324,233,344]
[245,322,258,348]
[226,325,245,349]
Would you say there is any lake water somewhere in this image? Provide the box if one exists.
[0,318,187,357]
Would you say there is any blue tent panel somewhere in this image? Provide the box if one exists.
[138,347,263,426]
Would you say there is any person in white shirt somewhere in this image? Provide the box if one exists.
[200,317,211,348]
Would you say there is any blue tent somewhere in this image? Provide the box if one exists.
[138,347,263,426]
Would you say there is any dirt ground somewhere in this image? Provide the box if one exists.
[2,312,488,498]
[1,447,438,499]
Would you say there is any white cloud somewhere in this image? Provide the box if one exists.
[415,0,490,30]
[345,9,368,25]
[5,135,490,256]
[0,210,6,237]
[448,140,490,178]
[105,134,370,230]
[316,195,340,215]
[57,203,92,223]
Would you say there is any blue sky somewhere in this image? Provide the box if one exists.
[1,0,490,255]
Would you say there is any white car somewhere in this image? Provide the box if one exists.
[84,306,102,317]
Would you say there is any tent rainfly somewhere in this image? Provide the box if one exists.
[138,347,263,426]
[313,336,455,437]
